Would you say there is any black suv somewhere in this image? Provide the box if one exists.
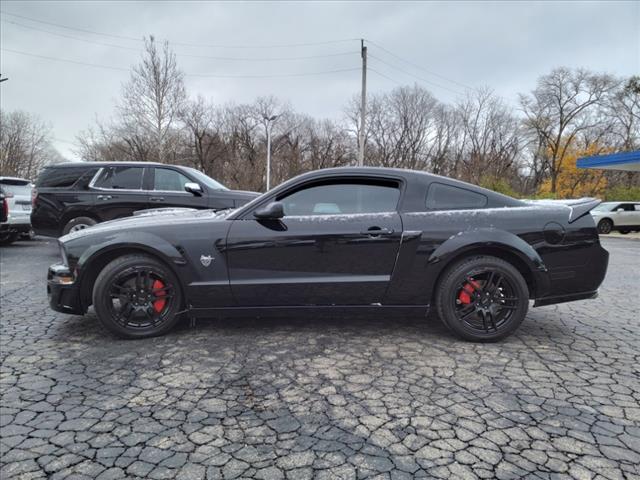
[32,162,259,237]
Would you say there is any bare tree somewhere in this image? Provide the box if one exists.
[453,88,521,184]
[179,96,227,177]
[0,110,58,179]
[520,68,617,193]
[119,36,186,162]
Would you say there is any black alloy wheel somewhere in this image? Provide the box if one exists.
[93,254,183,338]
[435,255,529,342]
[597,219,613,235]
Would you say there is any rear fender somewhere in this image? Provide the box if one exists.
[428,228,550,297]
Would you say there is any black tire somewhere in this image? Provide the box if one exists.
[63,216,97,236]
[92,254,183,339]
[597,219,613,235]
[0,231,16,246]
[435,255,529,342]
[619,229,629,235]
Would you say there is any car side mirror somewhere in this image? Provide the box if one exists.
[615,208,624,212]
[184,182,203,196]
[254,201,284,219]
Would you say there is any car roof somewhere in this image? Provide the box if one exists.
[289,166,517,196]
[44,161,165,168]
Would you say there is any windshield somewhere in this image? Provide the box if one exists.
[184,168,228,191]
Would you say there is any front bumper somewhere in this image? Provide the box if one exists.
[47,264,84,315]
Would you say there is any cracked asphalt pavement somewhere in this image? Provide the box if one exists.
[1,237,639,479]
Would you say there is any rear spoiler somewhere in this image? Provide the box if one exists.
[524,197,601,223]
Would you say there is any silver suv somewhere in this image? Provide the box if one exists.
[0,177,34,245]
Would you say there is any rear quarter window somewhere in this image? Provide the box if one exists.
[426,182,488,210]
[36,166,95,188]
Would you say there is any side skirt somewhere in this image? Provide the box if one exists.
[188,304,430,319]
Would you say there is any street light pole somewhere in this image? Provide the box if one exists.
[264,114,278,191]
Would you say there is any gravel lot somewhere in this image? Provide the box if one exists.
[1,237,639,480]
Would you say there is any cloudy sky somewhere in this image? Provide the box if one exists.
[1,0,638,160]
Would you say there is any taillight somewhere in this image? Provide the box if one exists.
[2,198,8,220]
[32,188,38,208]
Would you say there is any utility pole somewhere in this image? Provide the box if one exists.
[264,114,278,191]
[357,39,367,167]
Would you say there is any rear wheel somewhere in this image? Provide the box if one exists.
[63,216,97,235]
[92,254,183,339]
[435,255,529,342]
[597,219,613,235]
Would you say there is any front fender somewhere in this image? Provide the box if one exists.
[74,231,187,271]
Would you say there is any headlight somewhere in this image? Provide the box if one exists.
[59,242,69,266]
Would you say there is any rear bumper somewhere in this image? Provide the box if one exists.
[47,264,84,315]
[1,222,31,234]
[534,243,609,307]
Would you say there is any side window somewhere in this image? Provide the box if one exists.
[635,204,640,212]
[36,167,91,188]
[426,182,487,210]
[93,166,144,190]
[278,181,400,216]
[154,168,192,192]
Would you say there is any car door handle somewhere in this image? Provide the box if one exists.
[97,195,112,200]
[150,196,165,202]
[361,226,394,236]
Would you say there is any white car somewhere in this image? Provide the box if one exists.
[0,177,34,245]
[591,201,640,234]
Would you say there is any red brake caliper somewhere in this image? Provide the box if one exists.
[458,279,481,304]
[152,279,166,313]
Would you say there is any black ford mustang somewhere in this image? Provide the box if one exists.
[48,167,609,342]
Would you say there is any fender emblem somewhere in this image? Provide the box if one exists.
[200,255,213,267]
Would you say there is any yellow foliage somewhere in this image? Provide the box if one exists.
[538,144,608,198]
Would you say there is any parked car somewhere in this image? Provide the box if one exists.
[31,162,259,237]
[47,167,609,342]
[0,177,34,245]
[591,201,640,234]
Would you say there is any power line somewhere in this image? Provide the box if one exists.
[369,54,464,95]
[2,19,359,62]
[1,48,130,71]
[0,10,142,42]
[369,68,403,86]
[0,10,359,50]
[364,38,475,91]
[1,19,142,51]
[186,67,360,79]
[1,48,360,78]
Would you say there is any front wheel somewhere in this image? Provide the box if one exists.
[597,219,613,235]
[92,254,183,339]
[435,256,529,342]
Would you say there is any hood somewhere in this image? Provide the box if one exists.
[60,208,234,243]
[223,189,261,204]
